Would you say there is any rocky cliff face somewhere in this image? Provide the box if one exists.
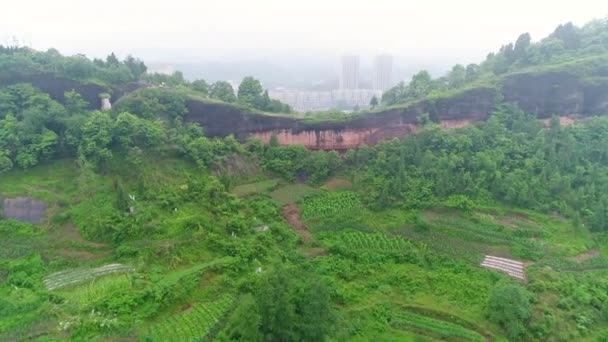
[5,70,607,150]
[503,71,608,117]
[0,73,108,110]
[185,86,496,149]
[0,73,147,110]
[184,71,608,150]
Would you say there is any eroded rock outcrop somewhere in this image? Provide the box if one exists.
[185,86,496,149]
[184,71,608,150]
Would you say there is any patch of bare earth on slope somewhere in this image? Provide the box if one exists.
[282,204,328,258]
[282,204,311,242]
[47,223,110,260]
[572,249,600,263]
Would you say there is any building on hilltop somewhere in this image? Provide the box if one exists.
[339,55,360,90]
[373,54,393,91]
[147,63,175,75]
[269,88,381,112]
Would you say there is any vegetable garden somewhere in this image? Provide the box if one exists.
[144,294,235,341]
[391,311,485,342]
[321,231,415,252]
[43,263,135,290]
[300,191,361,219]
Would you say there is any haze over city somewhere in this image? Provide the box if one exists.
[2,0,607,90]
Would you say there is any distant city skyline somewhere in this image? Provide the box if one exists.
[269,55,391,111]
[339,55,360,90]
[373,55,393,91]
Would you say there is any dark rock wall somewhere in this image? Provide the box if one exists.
[0,73,108,110]
[0,73,148,110]
[183,72,608,149]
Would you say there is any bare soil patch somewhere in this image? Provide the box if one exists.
[422,208,458,222]
[47,223,109,260]
[282,204,311,242]
[325,177,353,191]
[572,249,600,263]
[55,223,106,248]
[303,246,328,258]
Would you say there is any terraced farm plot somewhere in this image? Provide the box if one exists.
[145,294,235,342]
[392,311,485,342]
[58,274,133,309]
[321,231,415,252]
[157,258,233,288]
[300,191,362,219]
[43,263,135,290]
[398,211,542,263]
[270,184,320,205]
[231,179,279,197]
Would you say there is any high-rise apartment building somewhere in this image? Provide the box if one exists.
[373,55,393,91]
[339,55,360,90]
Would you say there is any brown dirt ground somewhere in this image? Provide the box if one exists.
[282,204,311,242]
[325,177,353,191]
[572,249,600,263]
[47,223,110,260]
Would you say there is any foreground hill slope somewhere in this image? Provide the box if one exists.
[3,18,608,342]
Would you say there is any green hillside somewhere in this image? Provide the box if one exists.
[3,18,608,342]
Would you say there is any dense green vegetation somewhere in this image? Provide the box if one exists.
[382,19,608,106]
[3,17,608,342]
[0,46,146,86]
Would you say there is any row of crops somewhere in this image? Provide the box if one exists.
[43,263,135,290]
[144,294,235,342]
[331,231,415,252]
[392,311,485,342]
[156,257,233,288]
[300,191,361,219]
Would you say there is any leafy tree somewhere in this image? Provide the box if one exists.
[218,294,262,342]
[105,52,120,67]
[237,76,264,108]
[258,266,296,341]
[408,70,433,98]
[465,63,480,82]
[210,81,237,103]
[551,22,581,49]
[62,55,96,79]
[381,81,406,106]
[113,111,164,149]
[0,149,12,172]
[64,90,89,114]
[294,280,334,342]
[486,283,532,341]
[190,79,209,95]
[123,55,147,79]
[513,32,532,61]
[448,64,466,88]
[369,95,378,108]
[78,111,114,166]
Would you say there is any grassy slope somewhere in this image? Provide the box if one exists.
[0,157,300,341]
[3,161,608,340]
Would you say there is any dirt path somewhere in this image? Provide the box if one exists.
[282,204,311,242]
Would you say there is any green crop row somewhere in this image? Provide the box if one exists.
[392,311,484,342]
[323,231,414,252]
[145,294,234,342]
[301,191,361,219]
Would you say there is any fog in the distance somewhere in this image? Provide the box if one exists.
[2,0,606,88]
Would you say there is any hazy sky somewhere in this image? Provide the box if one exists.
[2,0,607,67]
